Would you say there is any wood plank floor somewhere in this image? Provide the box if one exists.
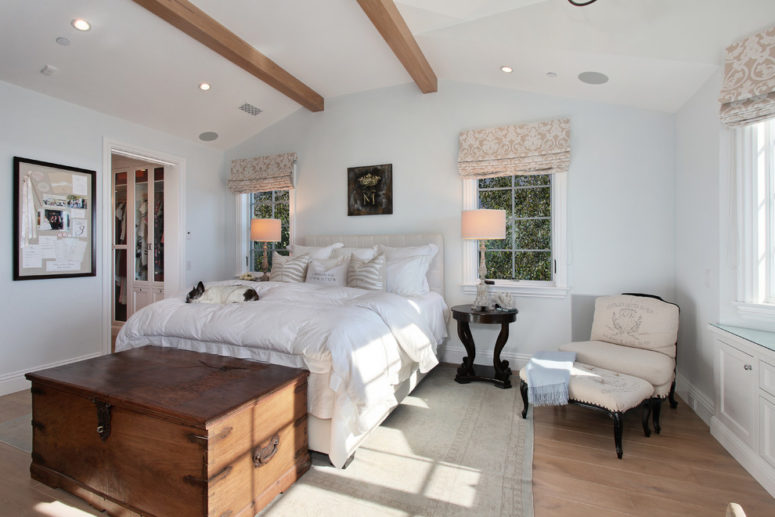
[532,398,775,517]
[1,388,773,516]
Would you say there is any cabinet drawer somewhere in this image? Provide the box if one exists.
[762,360,775,397]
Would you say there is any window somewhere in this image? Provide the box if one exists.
[237,190,293,273]
[738,118,775,307]
[463,174,566,296]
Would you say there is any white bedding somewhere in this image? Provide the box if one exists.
[115,280,448,467]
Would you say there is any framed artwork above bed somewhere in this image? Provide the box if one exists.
[347,163,392,216]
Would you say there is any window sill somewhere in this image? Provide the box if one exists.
[734,301,775,320]
[461,282,569,299]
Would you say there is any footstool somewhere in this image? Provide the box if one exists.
[519,362,654,458]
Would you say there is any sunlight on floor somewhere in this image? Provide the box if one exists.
[33,501,94,517]
[400,395,429,408]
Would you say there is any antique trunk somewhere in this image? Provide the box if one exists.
[25,346,310,517]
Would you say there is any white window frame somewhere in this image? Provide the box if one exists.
[461,174,568,299]
[735,119,775,317]
[235,190,296,274]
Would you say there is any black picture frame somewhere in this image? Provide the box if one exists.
[13,156,96,280]
[347,163,393,216]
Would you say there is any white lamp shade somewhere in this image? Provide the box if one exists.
[461,209,506,240]
[250,218,281,242]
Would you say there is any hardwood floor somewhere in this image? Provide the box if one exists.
[1,389,773,516]
[532,399,775,516]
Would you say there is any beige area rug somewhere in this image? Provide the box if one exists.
[0,367,533,517]
[261,366,533,517]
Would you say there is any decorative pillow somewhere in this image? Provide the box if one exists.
[269,252,309,283]
[332,246,378,261]
[589,295,679,358]
[290,242,344,260]
[348,254,386,290]
[384,254,433,296]
[377,243,438,295]
[305,256,348,286]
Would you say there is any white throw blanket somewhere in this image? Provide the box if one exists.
[116,281,443,466]
[526,351,576,406]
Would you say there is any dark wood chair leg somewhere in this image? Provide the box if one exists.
[641,400,652,437]
[651,398,662,434]
[612,412,623,459]
[668,380,678,409]
[520,380,529,419]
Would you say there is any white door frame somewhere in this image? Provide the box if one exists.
[101,139,186,355]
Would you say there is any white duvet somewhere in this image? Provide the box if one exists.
[116,280,445,467]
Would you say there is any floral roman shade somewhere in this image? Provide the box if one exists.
[719,25,775,127]
[228,152,296,193]
[458,118,570,179]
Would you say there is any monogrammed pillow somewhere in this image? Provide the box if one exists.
[269,253,310,283]
[305,256,348,286]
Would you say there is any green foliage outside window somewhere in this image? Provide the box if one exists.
[478,175,552,281]
[249,190,290,271]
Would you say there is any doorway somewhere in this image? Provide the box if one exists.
[103,143,185,352]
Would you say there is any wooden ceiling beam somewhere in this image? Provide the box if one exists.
[357,0,437,94]
[132,0,324,112]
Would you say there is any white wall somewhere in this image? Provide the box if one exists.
[227,80,676,364]
[0,80,230,395]
[674,71,723,419]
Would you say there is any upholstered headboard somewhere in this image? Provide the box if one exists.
[302,233,445,298]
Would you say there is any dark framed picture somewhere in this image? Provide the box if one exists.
[13,157,96,280]
[347,163,393,216]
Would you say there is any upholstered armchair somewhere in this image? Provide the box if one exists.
[559,293,680,432]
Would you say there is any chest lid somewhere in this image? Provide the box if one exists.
[25,346,307,427]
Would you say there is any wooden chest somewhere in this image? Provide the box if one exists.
[25,346,310,517]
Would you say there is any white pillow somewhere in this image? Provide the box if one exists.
[270,252,309,283]
[348,254,386,291]
[290,242,344,259]
[305,256,348,286]
[377,243,438,295]
[384,255,433,296]
[332,246,378,261]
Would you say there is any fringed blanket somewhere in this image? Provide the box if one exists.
[526,351,576,406]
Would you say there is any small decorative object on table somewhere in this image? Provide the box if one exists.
[461,209,506,310]
[452,304,518,389]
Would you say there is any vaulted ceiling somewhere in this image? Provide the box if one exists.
[1,0,774,149]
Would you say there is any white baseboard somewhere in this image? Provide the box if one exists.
[0,351,104,397]
[439,343,532,371]
[711,416,775,498]
[675,371,715,426]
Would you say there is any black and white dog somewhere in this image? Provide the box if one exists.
[185,281,259,304]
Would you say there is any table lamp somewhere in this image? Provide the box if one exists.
[462,209,506,310]
[251,218,281,275]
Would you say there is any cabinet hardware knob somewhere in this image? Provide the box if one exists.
[744,364,753,371]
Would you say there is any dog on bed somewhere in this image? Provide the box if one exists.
[185,281,259,304]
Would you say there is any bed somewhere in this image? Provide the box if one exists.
[116,233,448,468]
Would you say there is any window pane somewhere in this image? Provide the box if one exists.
[515,175,550,186]
[479,189,512,216]
[515,251,552,281]
[274,202,290,248]
[254,203,273,218]
[484,250,512,280]
[514,186,550,218]
[274,190,289,202]
[514,219,551,250]
[254,192,272,201]
[478,176,511,189]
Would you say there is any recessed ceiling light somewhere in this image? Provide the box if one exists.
[500,66,513,73]
[71,19,91,31]
[40,64,58,77]
[199,131,218,142]
[546,71,558,79]
[56,36,70,46]
[578,71,609,85]
[199,82,211,91]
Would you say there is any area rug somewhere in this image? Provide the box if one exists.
[0,413,32,454]
[262,366,533,516]
[0,367,534,517]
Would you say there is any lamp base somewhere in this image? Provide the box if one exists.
[472,281,492,311]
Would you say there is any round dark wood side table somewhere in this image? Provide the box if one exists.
[452,304,518,389]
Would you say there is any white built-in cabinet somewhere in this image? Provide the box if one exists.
[710,324,775,497]
[113,165,165,329]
